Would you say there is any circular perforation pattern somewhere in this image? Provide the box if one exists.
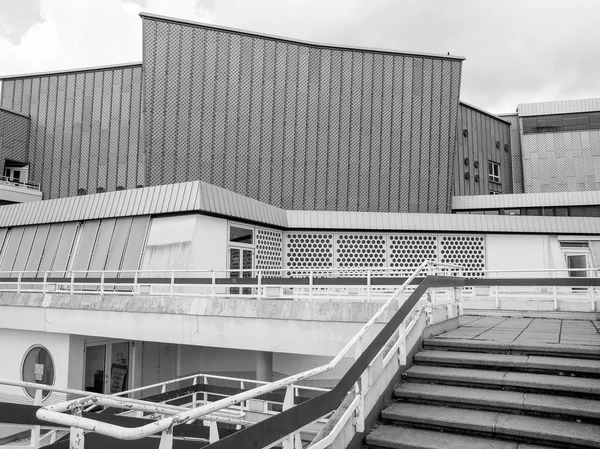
[285,233,333,275]
[440,236,485,277]
[388,235,437,271]
[335,234,386,269]
[256,228,283,277]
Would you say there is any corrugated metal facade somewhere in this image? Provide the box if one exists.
[0,64,145,199]
[141,13,463,214]
[0,180,288,229]
[454,102,512,195]
[0,108,30,165]
[453,190,600,210]
[518,98,600,117]
[498,113,524,194]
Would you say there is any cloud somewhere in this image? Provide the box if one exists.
[1,0,599,113]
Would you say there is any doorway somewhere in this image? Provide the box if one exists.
[84,341,132,394]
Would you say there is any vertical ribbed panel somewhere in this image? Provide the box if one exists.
[24,224,50,274]
[454,103,513,196]
[0,64,144,199]
[105,217,133,275]
[0,227,24,274]
[120,216,150,273]
[0,109,30,163]
[50,221,79,274]
[142,17,463,213]
[500,114,524,193]
[71,220,100,272]
[88,218,116,274]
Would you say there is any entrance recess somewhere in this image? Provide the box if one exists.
[84,341,131,394]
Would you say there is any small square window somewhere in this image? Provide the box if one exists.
[488,161,500,183]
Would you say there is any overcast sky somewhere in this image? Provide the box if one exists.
[1,0,599,114]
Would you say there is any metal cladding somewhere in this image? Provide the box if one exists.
[141,14,463,214]
[0,108,30,164]
[0,64,145,199]
[498,114,524,194]
[454,102,512,196]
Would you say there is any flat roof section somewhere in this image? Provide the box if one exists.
[140,12,466,62]
[518,98,600,117]
[452,190,600,210]
[0,180,599,235]
[0,62,142,81]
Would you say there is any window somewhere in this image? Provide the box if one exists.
[22,345,55,400]
[229,225,253,245]
[488,162,500,183]
[489,191,501,195]
[504,209,521,216]
[522,111,600,134]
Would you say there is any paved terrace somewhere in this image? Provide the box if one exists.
[431,315,600,357]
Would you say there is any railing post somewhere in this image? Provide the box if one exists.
[31,389,42,448]
[308,270,313,301]
[134,270,139,296]
[70,407,85,449]
[552,271,558,310]
[203,375,208,405]
[367,269,371,302]
[192,376,198,408]
[170,271,175,298]
[43,271,48,294]
[100,271,105,297]
[282,385,299,449]
[455,287,463,316]
[70,271,75,295]
[209,421,219,443]
[590,284,595,312]
[158,429,173,449]
[398,318,407,366]
[17,271,22,293]
[211,270,216,299]
[257,270,262,300]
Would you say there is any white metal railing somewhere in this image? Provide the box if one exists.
[0,264,463,302]
[0,370,329,448]
[32,261,460,448]
[0,175,40,191]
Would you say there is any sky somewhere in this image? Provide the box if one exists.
[0,0,599,114]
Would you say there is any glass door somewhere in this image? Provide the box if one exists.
[84,341,131,394]
[229,247,253,295]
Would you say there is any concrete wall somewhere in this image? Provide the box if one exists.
[0,329,77,404]
[141,214,228,275]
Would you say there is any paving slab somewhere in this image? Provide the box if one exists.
[382,403,498,433]
[395,383,525,410]
[366,425,521,449]
[415,350,529,368]
[495,413,600,447]
[502,371,600,395]
[523,393,600,419]
[405,366,506,386]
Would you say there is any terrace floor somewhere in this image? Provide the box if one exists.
[435,315,600,353]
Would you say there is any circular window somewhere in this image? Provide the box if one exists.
[21,346,55,400]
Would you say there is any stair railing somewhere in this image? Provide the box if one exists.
[34,260,462,448]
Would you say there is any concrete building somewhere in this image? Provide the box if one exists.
[0,11,598,449]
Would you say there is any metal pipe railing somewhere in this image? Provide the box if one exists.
[35,261,447,442]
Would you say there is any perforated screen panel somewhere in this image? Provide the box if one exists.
[284,231,486,275]
[439,235,485,277]
[255,228,283,277]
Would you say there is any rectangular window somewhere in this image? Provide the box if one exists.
[229,225,253,245]
[522,111,600,134]
[504,209,521,216]
[489,191,501,195]
[488,162,500,183]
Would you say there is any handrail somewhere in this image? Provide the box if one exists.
[35,260,446,441]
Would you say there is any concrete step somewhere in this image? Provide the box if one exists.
[423,338,600,359]
[404,366,600,398]
[394,383,600,422]
[380,403,600,448]
[366,425,554,449]
[414,350,600,377]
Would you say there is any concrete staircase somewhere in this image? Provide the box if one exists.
[366,337,600,449]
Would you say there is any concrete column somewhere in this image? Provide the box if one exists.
[256,351,273,382]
